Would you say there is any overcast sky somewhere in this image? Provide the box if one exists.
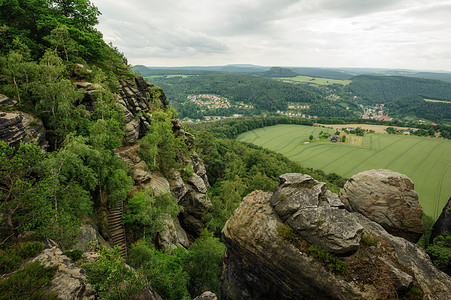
[92,0,451,71]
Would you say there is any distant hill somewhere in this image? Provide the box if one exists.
[290,67,354,80]
[260,67,299,77]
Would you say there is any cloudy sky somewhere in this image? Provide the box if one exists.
[92,0,451,71]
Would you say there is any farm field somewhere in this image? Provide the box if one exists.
[276,75,351,86]
[237,124,451,219]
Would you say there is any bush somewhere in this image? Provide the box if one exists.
[15,242,44,259]
[82,245,147,300]
[186,230,225,297]
[0,251,22,275]
[307,245,349,275]
[128,240,191,300]
[426,232,451,270]
[65,250,83,262]
[0,242,44,274]
[0,260,58,299]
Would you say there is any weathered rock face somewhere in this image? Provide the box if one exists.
[194,291,217,300]
[270,173,363,254]
[0,109,47,150]
[340,169,423,243]
[117,77,167,144]
[116,144,211,247]
[72,224,110,251]
[33,239,96,300]
[222,174,451,300]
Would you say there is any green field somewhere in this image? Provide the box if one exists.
[237,124,451,219]
[276,76,351,86]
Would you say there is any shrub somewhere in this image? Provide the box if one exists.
[307,245,349,275]
[426,232,451,270]
[0,251,22,274]
[361,234,378,247]
[82,245,147,300]
[15,241,44,259]
[0,260,58,299]
[65,249,83,262]
[128,240,191,300]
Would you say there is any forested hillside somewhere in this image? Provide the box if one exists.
[348,75,451,103]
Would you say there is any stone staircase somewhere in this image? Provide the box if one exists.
[108,200,127,258]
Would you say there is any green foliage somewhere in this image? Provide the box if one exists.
[65,249,83,261]
[0,241,44,274]
[426,232,451,270]
[123,191,181,239]
[417,214,435,249]
[206,177,247,236]
[0,250,21,275]
[82,245,146,300]
[128,240,191,300]
[14,241,44,260]
[361,234,379,247]
[139,110,189,177]
[276,225,297,243]
[128,231,225,299]
[185,230,225,297]
[307,245,349,275]
[0,141,51,241]
[0,260,58,300]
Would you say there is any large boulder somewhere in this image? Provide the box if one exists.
[340,169,423,243]
[222,174,451,300]
[32,240,96,300]
[270,173,363,254]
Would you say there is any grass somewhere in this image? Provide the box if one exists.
[276,76,351,86]
[237,124,451,219]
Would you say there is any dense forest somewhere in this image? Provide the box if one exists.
[348,75,451,103]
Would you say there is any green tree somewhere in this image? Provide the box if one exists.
[309,135,313,141]
[139,110,188,177]
[128,240,191,300]
[186,230,225,297]
[83,245,147,300]
[45,25,78,61]
[123,191,181,239]
[0,141,51,242]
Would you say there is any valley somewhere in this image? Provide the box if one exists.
[237,124,451,219]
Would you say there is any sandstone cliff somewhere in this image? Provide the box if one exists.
[222,173,451,300]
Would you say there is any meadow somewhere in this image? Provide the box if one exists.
[237,124,451,219]
[277,76,351,86]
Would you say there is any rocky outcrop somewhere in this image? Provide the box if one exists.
[194,291,217,300]
[340,169,423,243]
[0,107,47,150]
[157,216,190,249]
[118,77,167,144]
[270,173,363,254]
[72,225,110,251]
[32,239,96,300]
[222,174,451,300]
[116,143,211,247]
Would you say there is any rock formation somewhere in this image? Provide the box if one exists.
[32,240,96,300]
[0,95,47,150]
[340,169,423,243]
[270,173,363,254]
[222,173,451,300]
[115,143,211,247]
